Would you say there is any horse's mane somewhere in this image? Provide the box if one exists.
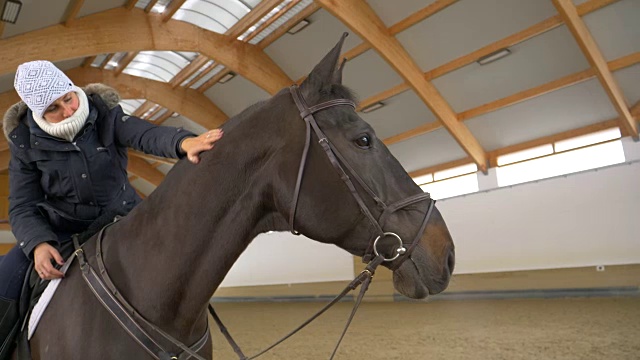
[219,84,359,133]
[219,99,269,133]
[320,84,358,104]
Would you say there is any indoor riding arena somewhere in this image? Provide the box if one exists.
[0,0,638,359]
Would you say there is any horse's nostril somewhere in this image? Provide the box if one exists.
[446,250,455,275]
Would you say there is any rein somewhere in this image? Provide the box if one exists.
[73,223,210,360]
[210,85,436,359]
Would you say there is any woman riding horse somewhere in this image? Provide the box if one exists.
[0,60,223,357]
[7,36,454,359]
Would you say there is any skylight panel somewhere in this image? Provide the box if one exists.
[420,174,479,200]
[190,64,226,89]
[124,51,192,82]
[497,144,554,166]
[434,163,478,181]
[496,141,625,187]
[119,99,145,115]
[172,0,250,34]
[246,0,313,44]
[554,128,621,152]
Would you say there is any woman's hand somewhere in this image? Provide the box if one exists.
[181,129,223,164]
[34,242,64,280]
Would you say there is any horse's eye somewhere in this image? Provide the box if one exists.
[354,135,371,148]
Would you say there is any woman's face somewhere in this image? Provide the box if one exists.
[43,91,79,123]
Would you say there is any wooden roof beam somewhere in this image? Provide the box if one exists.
[162,0,187,22]
[197,69,231,93]
[81,56,96,68]
[245,0,301,42]
[552,0,637,139]
[65,67,228,129]
[259,2,320,49]
[0,8,292,95]
[101,53,116,69]
[145,0,160,13]
[343,0,458,61]
[126,156,165,187]
[125,0,138,10]
[132,101,156,118]
[317,0,487,172]
[384,52,639,145]
[184,61,216,88]
[64,0,85,27]
[227,0,282,39]
[358,0,620,111]
[169,54,209,88]
[114,51,138,76]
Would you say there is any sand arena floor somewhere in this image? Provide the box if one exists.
[208,297,639,360]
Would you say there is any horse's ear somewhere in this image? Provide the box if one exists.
[302,33,349,91]
[331,57,347,85]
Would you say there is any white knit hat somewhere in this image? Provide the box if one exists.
[14,60,75,118]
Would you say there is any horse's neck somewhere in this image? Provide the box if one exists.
[101,135,286,334]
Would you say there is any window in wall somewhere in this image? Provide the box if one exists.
[496,128,625,187]
[413,163,479,200]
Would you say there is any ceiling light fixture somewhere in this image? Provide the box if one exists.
[287,19,310,35]
[218,72,236,84]
[153,5,166,13]
[360,102,385,114]
[1,0,22,24]
[477,48,511,65]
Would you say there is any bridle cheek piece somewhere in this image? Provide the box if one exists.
[288,85,435,270]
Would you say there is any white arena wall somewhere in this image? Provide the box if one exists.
[2,138,639,288]
[221,137,640,286]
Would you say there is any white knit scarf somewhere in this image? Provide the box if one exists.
[32,86,89,142]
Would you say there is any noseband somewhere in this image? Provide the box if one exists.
[288,85,435,270]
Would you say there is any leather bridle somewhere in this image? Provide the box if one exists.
[288,84,435,269]
[210,85,438,359]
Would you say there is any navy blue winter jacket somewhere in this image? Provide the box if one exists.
[2,84,195,257]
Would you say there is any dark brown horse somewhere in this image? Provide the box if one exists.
[19,35,455,359]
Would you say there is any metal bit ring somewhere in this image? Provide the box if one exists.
[373,232,406,262]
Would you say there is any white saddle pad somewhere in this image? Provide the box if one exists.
[28,256,74,339]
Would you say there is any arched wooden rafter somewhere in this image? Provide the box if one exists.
[0,7,292,95]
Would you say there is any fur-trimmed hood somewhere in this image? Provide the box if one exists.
[3,83,121,141]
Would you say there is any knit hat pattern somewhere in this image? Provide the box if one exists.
[14,60,74,118]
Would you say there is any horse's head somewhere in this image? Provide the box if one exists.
[272,34,455,299]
